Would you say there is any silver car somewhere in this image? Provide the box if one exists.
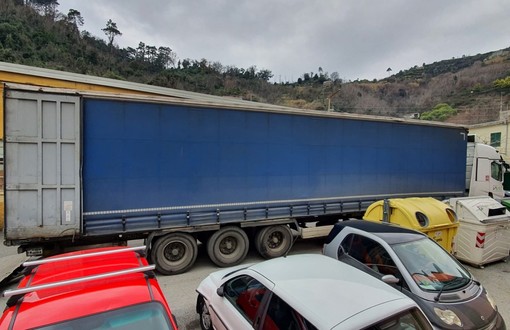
[323,220,506,330]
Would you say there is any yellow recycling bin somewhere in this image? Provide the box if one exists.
[363,197,459,253]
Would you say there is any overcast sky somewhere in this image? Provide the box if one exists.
[57,0,510,83]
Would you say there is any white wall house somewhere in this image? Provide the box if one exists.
[469,111,510,162]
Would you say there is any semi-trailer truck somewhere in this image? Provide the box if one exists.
[1,66,506,274]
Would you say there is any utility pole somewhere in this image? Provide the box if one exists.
[501,92,503,113]
[327,88,342,112]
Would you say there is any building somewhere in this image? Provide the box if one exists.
[469,110,510,162]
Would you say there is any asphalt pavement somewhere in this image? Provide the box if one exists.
[0,232,508,330]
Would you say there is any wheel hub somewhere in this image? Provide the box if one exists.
[201,302,211,329]
[268,232,283,248]
[164,242,184,261]
[219,237,237,254]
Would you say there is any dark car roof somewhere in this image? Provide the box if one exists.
[325,220,426,245]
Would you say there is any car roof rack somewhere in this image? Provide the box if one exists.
[3,265,155,298]
[3,246,153,299]
[22,245,147,267]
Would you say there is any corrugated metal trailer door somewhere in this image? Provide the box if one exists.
[4,90,81,240]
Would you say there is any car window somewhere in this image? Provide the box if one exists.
[263,294,317,330]
[341,234,376,263]
[340,233,358,258]
[363,307,432,330]
[341,234,407,288]
[342,235,397,272]
[366,243,401,276]
[35,302,175,330]
[224,275,269,325]
[391,238,471,292]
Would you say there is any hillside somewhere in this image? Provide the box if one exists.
[1,0,510,124]
[338,50,510,124]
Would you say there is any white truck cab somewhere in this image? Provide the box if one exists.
[467,136,507,200]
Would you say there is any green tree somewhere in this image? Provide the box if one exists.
[125,46,136,60]
[102,19,121,47]
[181,58,190,69]
[66,9,83,27]
[420,103,457,122]
[256,69,273,82]
[494,76,510,89]
[27,0,58,17]
[330,71,340,83]
[156,46,175,68]
[146,45,157,62]
[135,41,146,60]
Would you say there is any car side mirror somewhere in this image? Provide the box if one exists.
[216,286,225,297]
[337,245,346,257]
[381,274,400,284]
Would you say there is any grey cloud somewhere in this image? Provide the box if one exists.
[58,0,510,82]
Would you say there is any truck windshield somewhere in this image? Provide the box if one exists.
[36,302,174,330]
[391,238,471,292]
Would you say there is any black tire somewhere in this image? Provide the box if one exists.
[198,296,213,330]
[207,226,249,267]
[150,233,198,275]
[255,225,293,259]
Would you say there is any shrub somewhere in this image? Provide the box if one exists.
[420,103,457,121]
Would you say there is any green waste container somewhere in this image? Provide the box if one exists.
[500,198,510,211]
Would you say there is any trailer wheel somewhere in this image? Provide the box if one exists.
[207,226,249,267]
[150,233,198,275]
[255,225,293,259]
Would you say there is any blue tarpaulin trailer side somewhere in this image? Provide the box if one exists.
[81,97,467,235]
[4,84,470,274]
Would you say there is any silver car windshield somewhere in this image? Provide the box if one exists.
[391,238,471,292]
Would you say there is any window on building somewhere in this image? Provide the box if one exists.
[490,132,501,147]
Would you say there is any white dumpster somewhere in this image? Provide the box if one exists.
[447,196,510,267]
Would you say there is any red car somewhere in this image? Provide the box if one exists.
[0,246,178,330]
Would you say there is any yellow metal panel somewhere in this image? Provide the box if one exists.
[0,71,154,139]
[0,71,151,94]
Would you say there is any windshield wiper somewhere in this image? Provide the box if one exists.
[434,283,446,302]
[434,277,469,302]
